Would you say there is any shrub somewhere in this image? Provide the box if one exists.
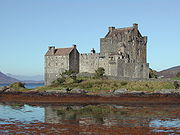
[10,82,25,89]
[149,68,158,78]
[95,67,105,78]
[51,70,77,85]
[61,70,76,77]
[120,81,128,86]
[176,72,180,78]
[174,81,179,89]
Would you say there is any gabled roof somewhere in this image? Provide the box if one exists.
[45,47,74,56]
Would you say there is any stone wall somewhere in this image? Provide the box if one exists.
[117,61,149,78]
[69,48,79,72]
[79,53,110,75]
[100,24,147,64]
[45,55,69,85]
[79,53,149,79]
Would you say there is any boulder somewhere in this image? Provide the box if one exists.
[45,90,67,94]
[155,89,180,94]
[127,91,145,94]
[113,88,128,94]
[70,89,88,94]
[0,86,11,93]
[5,87,16,92]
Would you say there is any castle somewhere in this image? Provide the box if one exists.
[45,24,149,85]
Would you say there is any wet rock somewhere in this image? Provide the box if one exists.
[45,90,67,94]
[155,89,180,94]
[128,91,144,94]
[113,88,128,94]
[70,89,88,94]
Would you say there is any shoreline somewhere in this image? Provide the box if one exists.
[1,91,180,106]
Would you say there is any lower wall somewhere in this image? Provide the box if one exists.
[79,53,110,75]
[117,61,149,79]
[45,73,59,86]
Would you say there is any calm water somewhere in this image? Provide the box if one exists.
[0,83,44,89]
[0,103,180,134]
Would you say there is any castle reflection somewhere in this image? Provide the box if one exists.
[45,104,177,127]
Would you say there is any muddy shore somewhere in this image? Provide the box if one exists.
[0,92,180,106]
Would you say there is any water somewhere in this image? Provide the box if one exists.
[0,104,44,124]
[0,83,44,89]
[0,103,180,134]
[24,83,44,89]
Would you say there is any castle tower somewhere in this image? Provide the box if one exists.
[100,23,147,63]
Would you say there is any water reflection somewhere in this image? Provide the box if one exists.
[45,104,180,128]
[0,103,180,134]
[0,103,44,124]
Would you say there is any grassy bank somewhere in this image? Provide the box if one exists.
[35,77,175,93]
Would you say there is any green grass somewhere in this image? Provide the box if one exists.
[172,78,180,80]
[34,77,175,93]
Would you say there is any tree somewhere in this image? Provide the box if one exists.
[176,72,180,78]
[95,67,105,78]
[149,68,158,78]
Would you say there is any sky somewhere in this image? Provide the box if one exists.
[0,0,180,76]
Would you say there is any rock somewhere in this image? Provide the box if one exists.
[127,91,145,95]
[113,88,128,94]
[5,88,16,92]
[155,89,180,94]
[28,89,39,92]
[70,89,88,94]
[0,86,10,93]
[45,90,67,94]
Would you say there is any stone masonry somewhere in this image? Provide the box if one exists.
[45,45,79,85]
[45,24,149,85]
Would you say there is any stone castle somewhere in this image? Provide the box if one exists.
[45,24,149,85]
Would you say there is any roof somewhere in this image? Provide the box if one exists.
[45,47,74,56]
[105,27,134,38]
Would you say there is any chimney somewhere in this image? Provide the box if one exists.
[143,36,148,44]
[48,46,55,55]
[108,27,115,32]
[73,44,76,48]
[91,48,96,54]
[133,23,138,29]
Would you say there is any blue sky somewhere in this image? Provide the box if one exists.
[0,0,179,76]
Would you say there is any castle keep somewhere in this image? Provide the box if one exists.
[45,24,149,85]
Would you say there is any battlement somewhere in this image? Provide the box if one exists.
[80,53,101,56]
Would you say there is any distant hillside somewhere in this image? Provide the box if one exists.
[157,66,180,78]
[6,73,43,81]
[0,72,19,84]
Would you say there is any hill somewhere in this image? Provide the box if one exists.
[6,73,44,83]
[0,72,19,84]
[6,73,43,81]
[157,66,180,78]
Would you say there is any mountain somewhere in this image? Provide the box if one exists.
[0,72,19,84]
[6,73,44,81]
[157,66,180,78]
